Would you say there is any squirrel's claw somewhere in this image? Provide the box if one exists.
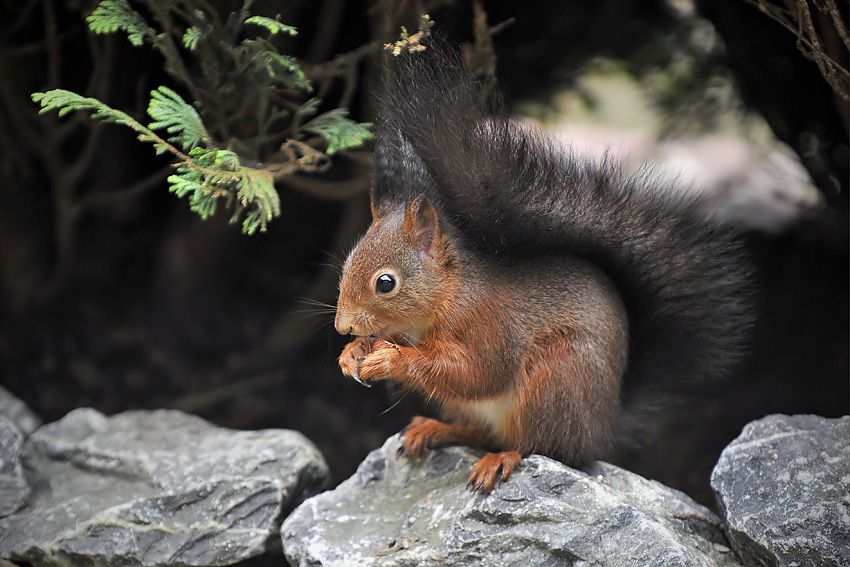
[339,337,375,385]
[466,451,523,494]
[340,337,402,385]
[398,416,437,458]
[352,364,372,388]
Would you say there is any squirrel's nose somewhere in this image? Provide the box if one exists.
[334,311,353,335]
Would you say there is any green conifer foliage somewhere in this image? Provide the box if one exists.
[32,0,373,235]
[86,0,150,46]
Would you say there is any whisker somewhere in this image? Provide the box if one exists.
[289,304,337,312]
[302,319,336,341]
[357,312,373,334]
[367,320,459,400]
[377,322,429,362]
[398,332,427,359]
[377,328,400,346]
[288,308,337,316]
[317,247,345,266]
[294,296,338,309]
[312,261,343,274]
[378,391,410,416]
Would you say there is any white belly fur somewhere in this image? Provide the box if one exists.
[454,390,516,440]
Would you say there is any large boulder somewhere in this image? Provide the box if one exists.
[0,408,330,567]
[282,434,742,567]
[712,414,850,567]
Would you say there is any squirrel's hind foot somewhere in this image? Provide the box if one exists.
[467,451,523,493]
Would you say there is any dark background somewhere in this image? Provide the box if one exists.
[0,0,847,508]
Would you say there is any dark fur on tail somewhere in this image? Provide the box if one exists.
[372,38,753,448]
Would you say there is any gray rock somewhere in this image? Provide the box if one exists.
[282,434,742,567]
[0,408,330,567]
[0,418,28,518]
[711,414,850,567]
[0,384,42,437]
[0,385,42,519]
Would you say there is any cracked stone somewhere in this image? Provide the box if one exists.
[0,408,329,567]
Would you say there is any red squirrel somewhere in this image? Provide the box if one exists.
[334,38,751,493]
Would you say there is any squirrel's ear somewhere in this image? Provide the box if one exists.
[403,195,441,260]
[369,189,382,219]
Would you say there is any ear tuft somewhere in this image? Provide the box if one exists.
[369,188,384,219]
[403,195,441,260]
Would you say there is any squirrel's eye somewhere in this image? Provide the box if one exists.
[375,273,396,294]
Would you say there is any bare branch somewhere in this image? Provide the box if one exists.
[822,0,849,50]
[742,0,849,101]
[277,150,373,200]
[74,165,172,215]
[307,0,348,63]
[41,0,60,88]
[303,41,381,82]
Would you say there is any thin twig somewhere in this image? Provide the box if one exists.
[277,151,373,199]
[339,64,359,110]
[303,41,381,81]
[822,0,849,49]
[742,0,849,101]
[195,0,223,30]
[2,30,76,57]
[74,165,172,214]
[41,0,60,89]
[307,0,348,63]
[169,370,288,413]
[0,56,48,155]
[672,513,722,528]
[2,0,39,38]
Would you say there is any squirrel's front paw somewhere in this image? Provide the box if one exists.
[338,337,374,385]
[357,339,401,383]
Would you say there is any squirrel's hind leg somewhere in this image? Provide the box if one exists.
[399,416,525,493]
[399,416,491,458]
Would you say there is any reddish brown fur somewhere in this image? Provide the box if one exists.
[336,196,628,493]
[468,451,522,493]
[400,417,492,458]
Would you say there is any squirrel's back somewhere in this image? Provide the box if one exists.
[372,39,753,448]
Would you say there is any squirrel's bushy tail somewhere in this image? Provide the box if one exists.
[373,39,753,448]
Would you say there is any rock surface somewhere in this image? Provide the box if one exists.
[0,386,38,519]
[282,434,742,567]
[0,408,330,567]
[0,384,41,437]
[712,414,850,567]
[0,418,28,518]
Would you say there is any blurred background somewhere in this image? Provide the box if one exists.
[0,0,847,507]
